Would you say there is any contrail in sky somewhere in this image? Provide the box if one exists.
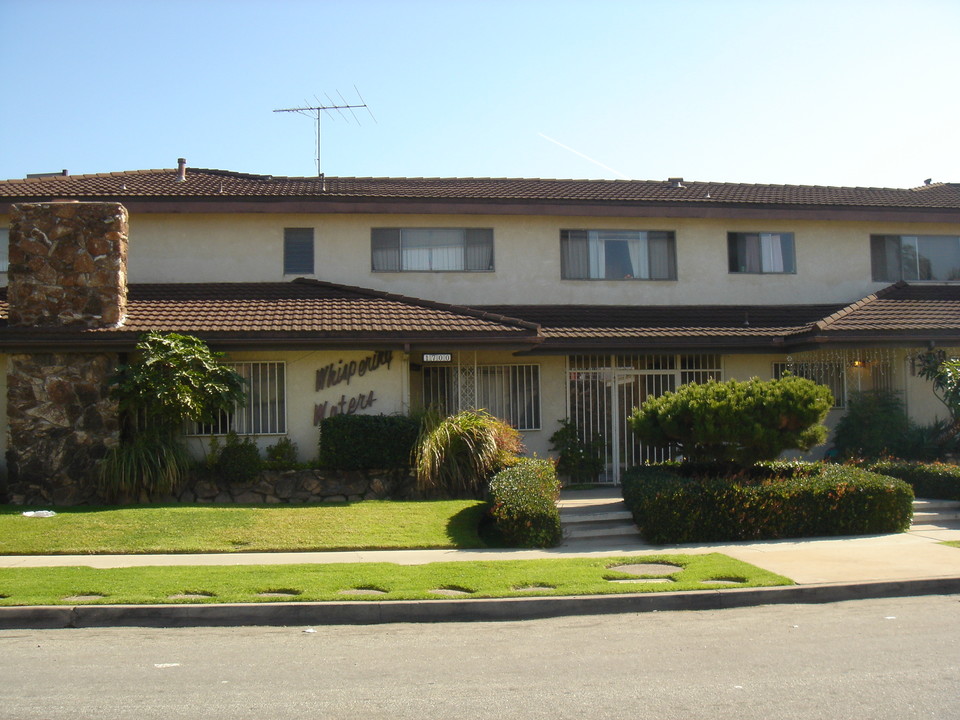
[538,133,632,180]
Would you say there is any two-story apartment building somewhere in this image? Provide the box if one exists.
[1,162,958,484]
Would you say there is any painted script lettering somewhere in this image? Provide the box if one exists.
[315,350,393,391]
[314,390,377,424]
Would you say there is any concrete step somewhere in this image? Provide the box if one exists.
[911,499,960,526]
[913,510,960,522]
[564,522,640,540]
[560,509,634,525]
[914,498,960,509]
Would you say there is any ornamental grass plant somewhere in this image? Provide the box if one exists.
[414,409,523,498]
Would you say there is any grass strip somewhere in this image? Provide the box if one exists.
[0,554,792,606]
[943,541,960,549]
[0,501,488,554]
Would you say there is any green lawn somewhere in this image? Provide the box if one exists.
[0,554,793,606]
[0,501,488,555]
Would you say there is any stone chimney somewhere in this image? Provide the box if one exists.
[8,202,128,328]
[5,202,127,505]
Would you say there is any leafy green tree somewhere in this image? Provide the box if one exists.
[99,332,246,500]
[628,376,833,466]
[917,353,960,443]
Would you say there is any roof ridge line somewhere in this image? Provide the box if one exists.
[288,278,541,333]
[813,284,905,331]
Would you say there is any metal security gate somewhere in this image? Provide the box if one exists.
[567,354,722,484]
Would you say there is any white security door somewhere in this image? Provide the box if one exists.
[567,354,721,484]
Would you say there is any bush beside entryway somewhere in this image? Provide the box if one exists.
[622,462,914,544]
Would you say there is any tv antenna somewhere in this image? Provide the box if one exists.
[274,88,376,176]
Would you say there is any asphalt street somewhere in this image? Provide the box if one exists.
[2,595,958,719]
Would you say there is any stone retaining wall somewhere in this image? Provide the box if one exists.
[172,468,416,504]
[3,466,416,506]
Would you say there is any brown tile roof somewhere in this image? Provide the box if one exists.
[0,279,541,348]
[811,282,960,340]
[0,281,956,351]
[2,167,959,211]
[477,303,847,349]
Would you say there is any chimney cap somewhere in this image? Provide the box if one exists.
[667,176,685,188]
[176,158,187,182]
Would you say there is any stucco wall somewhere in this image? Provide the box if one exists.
[184,348,409,463]
[104,212,960,307]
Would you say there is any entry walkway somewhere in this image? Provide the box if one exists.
[2,489,960,587]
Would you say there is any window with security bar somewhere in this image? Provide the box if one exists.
[421,364,541,430]
[189,361,287,435]
[773,361,845,408]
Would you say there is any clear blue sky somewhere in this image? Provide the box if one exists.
[2,0,957,188]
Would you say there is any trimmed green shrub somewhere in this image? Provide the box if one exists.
[317,414,420,471]
[867,460,960,501]
[264,437,301,470]
[629,376,833,467]
[487,458,562,547]
[622,463,913,544]
[414,409,523,498]
[831,391,912,460]
[214,431,262,483]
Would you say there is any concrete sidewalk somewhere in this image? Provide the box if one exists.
[2,490,959,628]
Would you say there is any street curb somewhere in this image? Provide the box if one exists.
[2,576,959,629]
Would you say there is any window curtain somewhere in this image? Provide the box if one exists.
[760,233,784,272]
[561,231,590,278]
[648,232,674,279]
[371,229,401,271]
[588,231,606,279]
[464,229,493,271]
[743,234,762,273]
[626,233,649,279]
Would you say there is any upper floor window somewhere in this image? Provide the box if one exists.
[561,230,676,280]
[284,228,314,275]
[728,232,796,274]
[0,228,8,272]
[371,228,494,272]
[871,234,960,282]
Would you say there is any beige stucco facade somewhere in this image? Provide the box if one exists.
[0,200,957,474]
[17,211,946,306]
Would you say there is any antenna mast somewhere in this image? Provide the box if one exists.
[273,88,375,176]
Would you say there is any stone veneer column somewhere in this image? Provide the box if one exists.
[5,203,127,504]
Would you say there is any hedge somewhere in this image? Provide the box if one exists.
[866,461,960,501]
[317,414,420,470]
[487,458,562,548]
[621,463,914,544]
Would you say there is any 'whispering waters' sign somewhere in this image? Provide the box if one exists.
[313,351,394,424]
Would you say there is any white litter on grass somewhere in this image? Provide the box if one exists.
[154,663,181,669]
[885,616,897,620]
[22,510,56,518]
[303,628,317,633]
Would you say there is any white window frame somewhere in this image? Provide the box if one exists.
[560,230,677,280]
[188,361,287,436]
[728,232,796,274]
[371,228,494,272]
[871,234,960,282]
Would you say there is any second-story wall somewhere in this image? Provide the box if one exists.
[110,211,960,306]
[2,208,958,305]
